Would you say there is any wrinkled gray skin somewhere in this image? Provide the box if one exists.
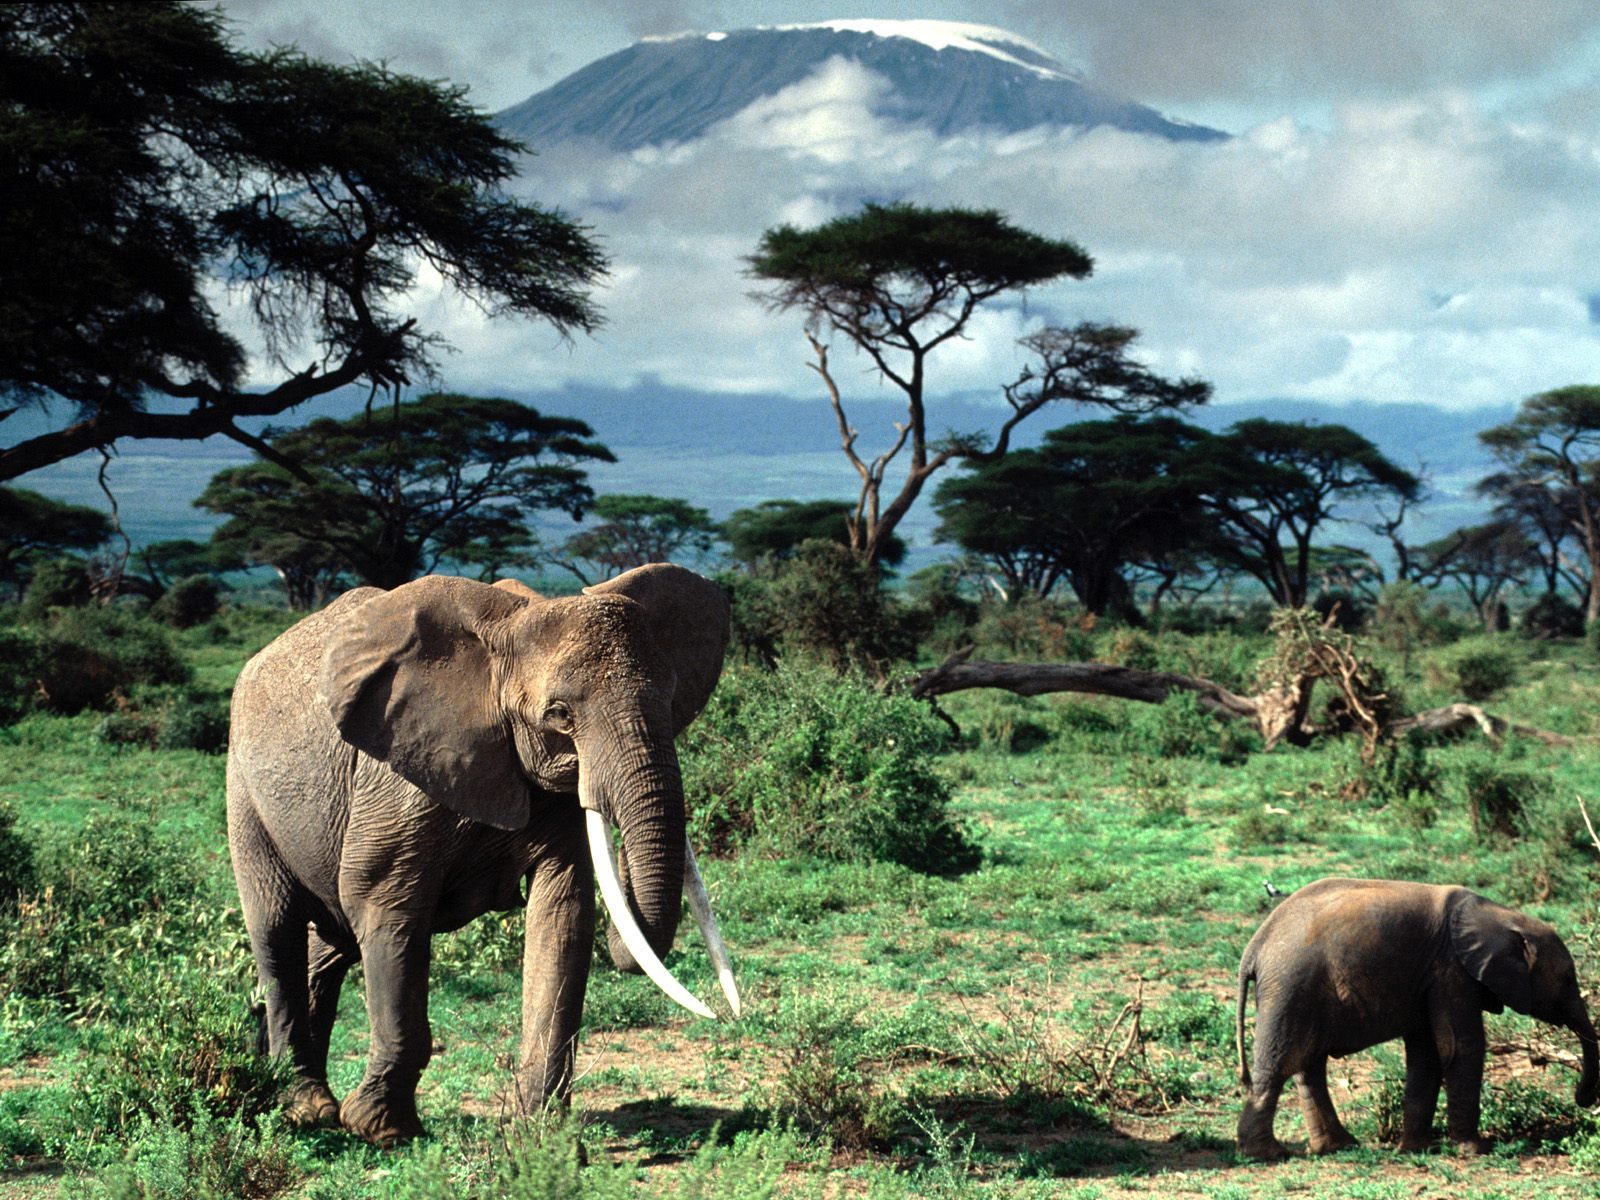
[227,564,728,1146]
[1236,877,1599,1159]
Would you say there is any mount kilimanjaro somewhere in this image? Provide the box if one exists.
[496,19,1228,150]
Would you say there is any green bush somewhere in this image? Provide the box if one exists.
[30,607,190,713]
[0,801,34,910]
[681,662,980,875]
[64,959,288,1144]
[1123,691,1218,759]
[967,593,1090,661]
[18,557,92,620]
[1433,637,1520,701]
[151,574,224,629]
[0,812,201,1010]
[62,1107,299,1199]
[723,541,914,672]
[91,688,230,753]
[1459,759,1543,844]
[1522,593,1585,640]
[0,625,45,724]
[765,988,902,1151]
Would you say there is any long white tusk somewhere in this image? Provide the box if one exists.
[683,837,741,1018]
[584,809,715,1020]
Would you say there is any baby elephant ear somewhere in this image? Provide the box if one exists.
[319,576,531,830]
[584,564,730,736]
[1449,889,1538,1016]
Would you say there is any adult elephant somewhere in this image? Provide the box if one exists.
[1236,877,1598,1158]
[227,564,738,1145]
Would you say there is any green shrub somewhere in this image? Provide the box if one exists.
[968,592,1091,661]
[0,812,201,1010]
[65,958,288,1144]
[682,662,980,875]
[1432,637,1520,701]
[765,988,902,1151]
[155,693,229,753]
[151,574,224,629]
[18,557,92,619]
[91,688,230,753]
[0,801,34,910]
[62,1107,299,1199]
[723,542,914,672]
[1522,593,1584,640]
[1459,760,1543,844]
[30,607,190,713]
[1123,691,1217,759]
[0,626,45,724]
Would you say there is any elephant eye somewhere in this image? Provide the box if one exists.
[543,702,574,732]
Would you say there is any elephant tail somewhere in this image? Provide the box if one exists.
[1236,954,1254,1090]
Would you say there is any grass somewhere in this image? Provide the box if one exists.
[3,614,1600,1196]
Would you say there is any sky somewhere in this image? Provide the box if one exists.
[197,0,1600,426]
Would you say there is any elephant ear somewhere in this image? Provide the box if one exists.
[584,564,730,737]
[318,576,532,830]
[1449,889,1538,1016]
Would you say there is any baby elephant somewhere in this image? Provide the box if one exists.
[1236,877,1598,1158]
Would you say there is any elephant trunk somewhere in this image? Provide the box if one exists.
[580,716,685,971]
[1569,997,1598,1108]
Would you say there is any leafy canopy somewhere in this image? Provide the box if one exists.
[721,499,906,567]
[750,202,1093,342]
[196,393,613,590]
[933,416,1215,614]
[552,494,720,584]
[0,3,606,479]
[0,486,112,599]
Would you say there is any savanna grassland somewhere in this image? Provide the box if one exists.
[3,604,1600,1199]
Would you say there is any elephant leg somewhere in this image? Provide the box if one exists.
[338,911,433,1146]
[1237,1064,1291,1159]
[1399,1027,1442,1152]
[229,795,324,1113]
[1437,1010,1489,1155]
[287,924,358,1128]
[516,803,596,1111]
[1297,1057,1357,1154]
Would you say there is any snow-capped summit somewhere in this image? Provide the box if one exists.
[496,19,1226,151]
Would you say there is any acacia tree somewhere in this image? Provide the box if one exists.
[1479,387,1600,627]
[0,3,605,481]
[747,202,1207,566]
[720,498,905,568]
[1415,520,1537,631]
[931,415,1214,618]
[0,486,112,599]
[549,494,720,585]
[1197,420,1420,607]
[196,393,613,590]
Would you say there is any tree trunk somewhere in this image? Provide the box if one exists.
[906,654,1584,749]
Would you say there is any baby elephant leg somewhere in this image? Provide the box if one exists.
[1297,1057,1358,1153]
[1237,1065,1291,1160]
[1398,1028,1442,1152]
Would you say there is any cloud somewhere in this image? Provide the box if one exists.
[1000,0,1600,108]
[469,63,1600,415]
[214,0,627,105]
[188,52,1600,419]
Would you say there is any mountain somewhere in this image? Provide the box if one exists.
[496,20,1228,150]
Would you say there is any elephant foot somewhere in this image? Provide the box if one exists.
[284,1079,340,1128]
[1309,1131,1359,1155]
[339,1083,424,1147]
[1397,1134,1433,1154]
[1237,1137,1290,1161]
[1452,1135,1491,1157]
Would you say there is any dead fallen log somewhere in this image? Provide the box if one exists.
[906,651,1588,750]
[1385,703,1578,747]
[909,654,1259,721]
